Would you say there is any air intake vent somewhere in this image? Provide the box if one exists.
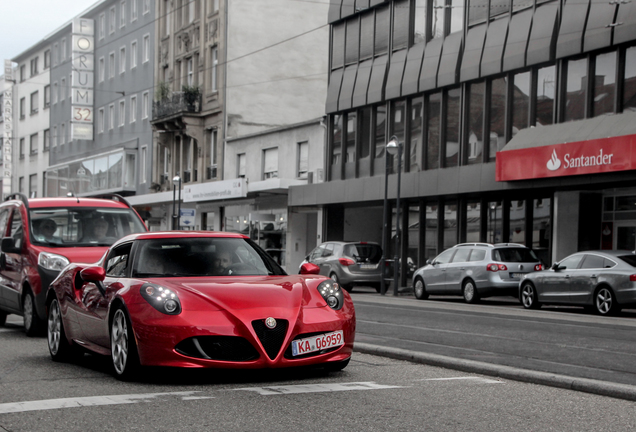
[252,319,288,360]
[175,336,259,361]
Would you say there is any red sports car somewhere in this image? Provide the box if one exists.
[45,231,355,380]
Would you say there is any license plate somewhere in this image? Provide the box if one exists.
[510,272,524,279]
[360,264,377,269]
[291,331,344,356]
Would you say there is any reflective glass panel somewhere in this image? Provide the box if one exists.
[375,105,387,158]
[489,77,507,161]
[332,114,342,165]
[346,112,357,163]
[487,201,502,243]
[536,65,555,126]
[509,200,526,244]
[593,51,616,117]
[409,98,423,171]
[623,47,636,112]
[466,201,481,242]
[414,0,427,44]
[445,87,460,167]
[512,71,530,138]
[467,81,485,165]
[565,58,588,122]
[425,204,438,260]
[443,202,458,249]
[427,92,442,169]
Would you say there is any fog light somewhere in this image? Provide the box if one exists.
[164,299,178,313]
[326,296,338,308]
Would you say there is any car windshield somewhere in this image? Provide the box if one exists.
[343,244,382,264]
[493,248,539,262]
[133,237,287,277]
[29,207,147,247]
[618,255,636,267]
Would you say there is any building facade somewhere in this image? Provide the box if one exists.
[289,0,636,286]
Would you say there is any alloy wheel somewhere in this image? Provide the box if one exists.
[521,284,534,308]
[23,294,33,331]
[111,310,129,375]
[596,288,613,315]
[47,300,61,355]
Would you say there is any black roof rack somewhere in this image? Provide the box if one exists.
[4,193,29,209]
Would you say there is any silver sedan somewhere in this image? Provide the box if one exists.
[519,250,636,315]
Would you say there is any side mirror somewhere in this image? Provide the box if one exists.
[80,266,107,296]
[551,262,563,271]
[1,237,20,254]
[299,262,320,275]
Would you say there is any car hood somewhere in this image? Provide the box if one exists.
[152,275,328,312]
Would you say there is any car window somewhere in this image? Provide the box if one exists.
[493,248,538,262]
[468,249,486,261]
[309,245,325,261]
[0,209,10,238]
[617,255,636,267]
[322,243,335,257]
[9,209,24,250]
[343,244,382,263]
[558,255,583,270]
[603,258,616,268]
[451,248,471,263]
[579,254,605,270]
[106,243,132,277]
[434,249,455,264]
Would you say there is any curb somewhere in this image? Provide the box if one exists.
[354,342,636,402]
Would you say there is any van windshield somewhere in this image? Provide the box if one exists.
[29,207,147,247]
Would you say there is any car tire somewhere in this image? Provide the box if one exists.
[0,311,6,326]
[595,286,620,316]
[47,298,82,362]
[371,283,382,293]
[330,273,351,293]
[462,279,479,304]
[23,289,43,337]
[520,282,541,309]
[111,307,141,381]
[325,358,350,372]
[413,277,428,300]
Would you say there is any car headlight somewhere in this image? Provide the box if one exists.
[140,283,182,315]
[317,279,343,310]
[38,252,70,271]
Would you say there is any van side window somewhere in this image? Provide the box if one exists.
[451,248,470,263]
[468,249,486,261]
[0,209,10,237]
[9,209,24,250]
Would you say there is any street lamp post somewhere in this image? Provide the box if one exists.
[386,136,403,297]
[172,176,181,230]
[380,141,391,296]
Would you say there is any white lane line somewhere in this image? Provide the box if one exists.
[0,391,200,414]
[420,377,503,384]
[233,381,404,395]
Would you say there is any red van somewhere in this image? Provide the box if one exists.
[0,194,148,335]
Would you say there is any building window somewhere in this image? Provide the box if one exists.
[346,111,357,164]
[331,114,342,166]
[98,108,105,133]
[99,13,106,39]
[20,65,26,82]
[210,46,218,91]
[52,126,57,148]
[207,129,218,179]
[414,0,427,45]
[189,0,195,23]
[444,88,460,168]
[44,85,50,108]
[131,0,138,21]
[237,153,246,178]
[110,7,116,34]
[30,57,39,77]
[109,104,115,129]
[120,47,126,73]
[43,129,50,151]
[19,138,25,158]
[297,141,308,179]
[564,57,588,122]
[512,71,530,140]
[29,175,37,198]
[392,0,408,51]
[109,52,115,78]
[536,65,555,126]
[53,43,59,66]
[142,91,149,118]
[131,41,137,68]
[61,38,66,60]
[30,133,39,155]
[593,51,617,118]
[466,81,485,165]
[53,82,58,104]
[427,92,442,169]
[263,148,279,179]
[375,105,387,159]
[360,107,372,161]
[143,0,150,14]
[99,57,105,82]
[143,34,150,62]
[44,50,50,69]
[625,47,636,112]
[19,177,24,194]
[20,97,25,119]
[431,0,445,39]
[130,95,137,123]
[212,0,219,13]
[60,123,66,145]
[409,99,423,171]
[140,145,147,183]
[187,57,194,86]
[121,1,126,27]
[119,100,126,126]
[489,77,507,162]
[164,0,171,36]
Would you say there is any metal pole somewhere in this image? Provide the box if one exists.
[393,143,402,296]
[380,148,390,295]
[172,184,177,230]
[177,178,182,230]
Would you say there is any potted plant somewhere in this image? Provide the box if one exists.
[182,84,201,110]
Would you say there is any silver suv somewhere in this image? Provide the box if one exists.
[412,243,542,303]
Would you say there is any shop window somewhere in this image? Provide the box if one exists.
[535,65,555,126]
[512,71,530,139]
[443,202,458,249]
[445,88,460,168]
[533,198,551,266]
[427,92,442,170]
[593,51,617,117]
[425,204,439,259]
[487,201,502,243]
[489,77,507,162]
[509,200,526,244]
[466,81,485,165]
[623,46,636,112]
[564,57,588,122]
[466,201,481,242]
[409,98,423,171]
[346,112,357,163]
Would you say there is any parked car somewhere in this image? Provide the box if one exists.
[46,231,355,380]
[413,243,542,303]
[0,193,147,336]
[301,241,383,292]
[520,250,636,315]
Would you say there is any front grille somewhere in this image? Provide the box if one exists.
[175,336,259,361]
[252,319,288,360]
[284,331,341,359]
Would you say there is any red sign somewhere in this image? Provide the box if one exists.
[496,134,636,181]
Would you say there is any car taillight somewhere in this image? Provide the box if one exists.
[630,275,636,282]
[339,257,355,266]
[534,264,543,271]
[487,263,507,272]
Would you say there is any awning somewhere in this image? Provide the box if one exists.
[496,112,636,181]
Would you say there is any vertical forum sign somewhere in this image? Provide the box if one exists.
[71,18,95,141]
[3,59,13,198]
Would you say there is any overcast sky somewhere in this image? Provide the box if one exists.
[1,0,96,67]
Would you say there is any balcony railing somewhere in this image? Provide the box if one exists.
[152,91,202,120]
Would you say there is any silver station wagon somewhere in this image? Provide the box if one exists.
[413,243,542,303]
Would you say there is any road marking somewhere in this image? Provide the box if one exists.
[420,377,502,384]
[0,391,200,414]
[233,381,404,395]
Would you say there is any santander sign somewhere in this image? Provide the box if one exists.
[496,134,636,181]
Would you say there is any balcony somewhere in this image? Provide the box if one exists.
[152,91,202,120]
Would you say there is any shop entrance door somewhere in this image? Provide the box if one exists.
[614,221,636,250]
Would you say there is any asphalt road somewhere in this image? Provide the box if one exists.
[1,315,636,432]
[351,288,636,390]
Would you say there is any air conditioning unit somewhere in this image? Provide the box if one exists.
[183,170,191,183]
[160,173,169,184]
